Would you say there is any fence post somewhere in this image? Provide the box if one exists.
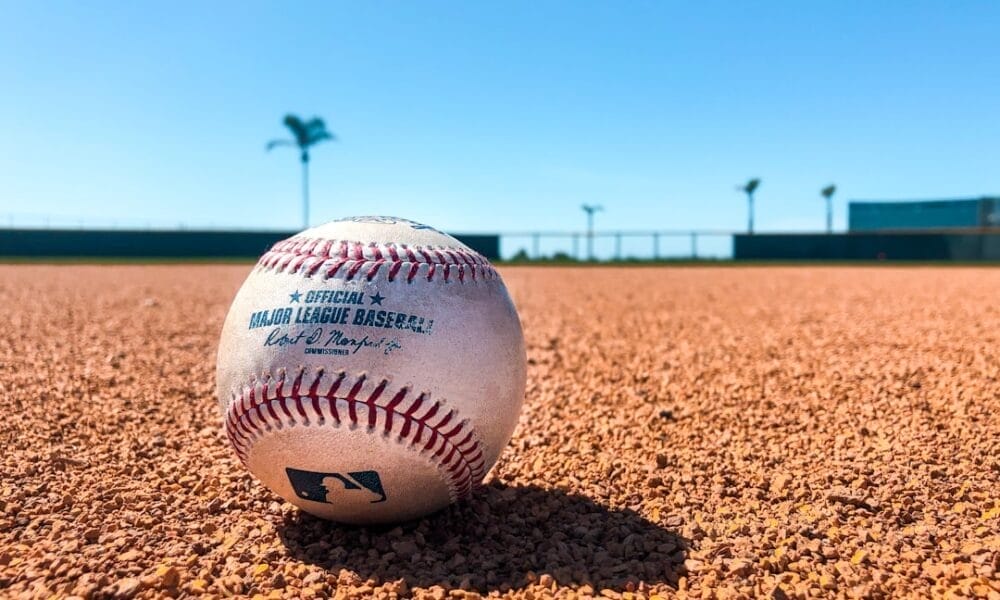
[532,233,540,259]
[653,233,660,260]
[572,234,579,260]
[691,232,698,259]
[615,232,622,261]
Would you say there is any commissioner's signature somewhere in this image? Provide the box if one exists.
[265,327,402,355]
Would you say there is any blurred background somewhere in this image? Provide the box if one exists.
[1,1,998,261]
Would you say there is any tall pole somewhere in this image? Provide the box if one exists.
[740,179,761,236]
[301,151,310,229]
[821,185,836,235]
[581,204,603,261]
[587,211,594,260]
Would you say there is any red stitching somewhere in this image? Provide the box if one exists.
[365,260,385,281]
[317,239,333,258]
[256,236,498,283]
[225,371,486,501]
[326,259,346,278]
[344,261,365,280]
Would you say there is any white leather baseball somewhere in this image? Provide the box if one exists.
[216,217,526,524]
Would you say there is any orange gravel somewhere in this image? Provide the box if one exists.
[1,265,998,599]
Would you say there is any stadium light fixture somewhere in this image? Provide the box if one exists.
[581,204,604,261]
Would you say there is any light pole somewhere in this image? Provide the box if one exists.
[581,204,603,261]
[739,178,761,234]
[821,184,836,234]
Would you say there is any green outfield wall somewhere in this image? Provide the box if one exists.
[0,229,501,260]
[734,231,1000,261]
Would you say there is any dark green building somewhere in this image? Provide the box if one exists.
[849,197,999,231]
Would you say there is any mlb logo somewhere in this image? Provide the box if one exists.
[285,468,388,504]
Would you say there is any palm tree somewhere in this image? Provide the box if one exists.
[821,184,836,234]
[738,178,761,234]
[267,114,335,229]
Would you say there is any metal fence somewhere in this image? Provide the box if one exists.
[2,212,273,232]
[499,231,736,260]
[1,213,739,261]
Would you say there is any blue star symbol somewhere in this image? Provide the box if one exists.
[289,290,302,303]
[369,292,385,306]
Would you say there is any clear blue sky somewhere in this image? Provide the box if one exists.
[1,1,998,234]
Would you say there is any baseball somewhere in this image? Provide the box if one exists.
[216,216,526,524]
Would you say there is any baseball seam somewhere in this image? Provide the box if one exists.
[257,237,499,283]
[224,369,486,501]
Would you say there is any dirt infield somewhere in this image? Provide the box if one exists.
[1,265,998,599]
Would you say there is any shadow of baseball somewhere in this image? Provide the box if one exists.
[276,481,687,594]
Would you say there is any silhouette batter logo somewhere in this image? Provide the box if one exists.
[285,467,388,504]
